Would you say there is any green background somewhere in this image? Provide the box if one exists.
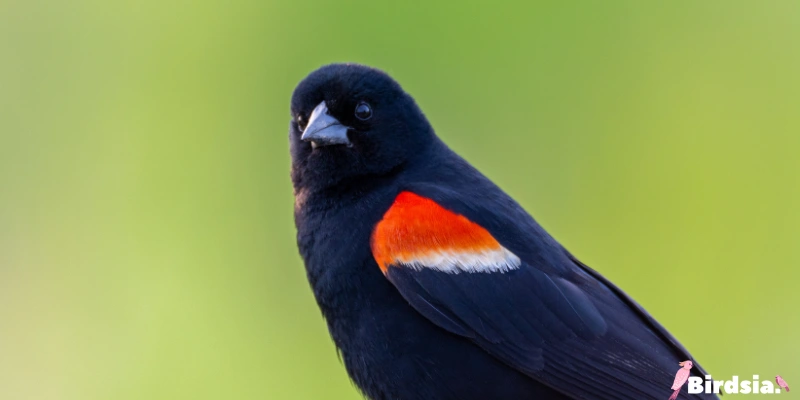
[1,1,798,399]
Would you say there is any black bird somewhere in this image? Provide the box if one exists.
[290,63,716,400]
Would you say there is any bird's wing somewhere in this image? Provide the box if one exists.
[371,190,716,400]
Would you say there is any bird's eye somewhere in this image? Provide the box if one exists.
[355,102,372,120]
[296,115,307,131]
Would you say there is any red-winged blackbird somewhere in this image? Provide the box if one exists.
[290,63,716,400]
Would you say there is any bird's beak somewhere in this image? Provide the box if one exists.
[301,101,351,148]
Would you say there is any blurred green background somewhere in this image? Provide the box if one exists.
[1,1,798,399]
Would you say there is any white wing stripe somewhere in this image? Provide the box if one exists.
[399,247,521,274]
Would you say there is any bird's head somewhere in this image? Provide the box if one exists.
[679,360,693,369]
[289,64,435,192]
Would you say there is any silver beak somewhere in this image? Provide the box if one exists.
[301,101,350,147]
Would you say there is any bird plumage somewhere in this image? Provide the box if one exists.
[290,63,716,400]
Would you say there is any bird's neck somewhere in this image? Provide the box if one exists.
[294,177,398,299]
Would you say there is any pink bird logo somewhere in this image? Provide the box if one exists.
[668,360,693,400]
[776,375,790,392]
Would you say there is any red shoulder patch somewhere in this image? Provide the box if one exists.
[371,191,520,274]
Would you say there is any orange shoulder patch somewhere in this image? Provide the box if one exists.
[371,191,520,274]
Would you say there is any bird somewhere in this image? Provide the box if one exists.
[776,375,790,392]
[289,63,717,400]
[669,361,693,400]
